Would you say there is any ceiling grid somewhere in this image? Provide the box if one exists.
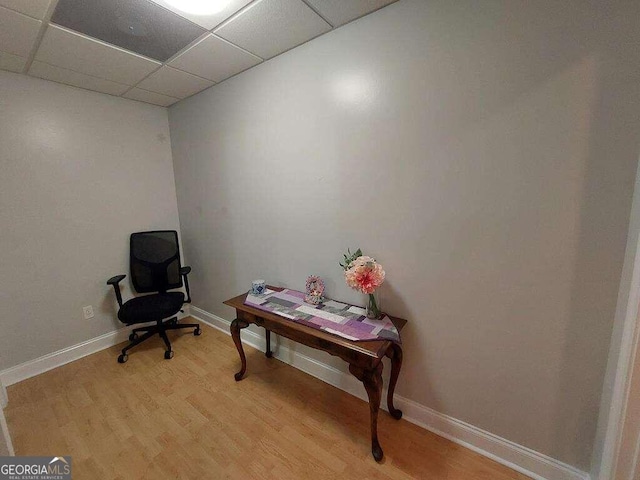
[0,0,398,106]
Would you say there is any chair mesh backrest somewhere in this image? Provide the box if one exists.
[130,230,182,293]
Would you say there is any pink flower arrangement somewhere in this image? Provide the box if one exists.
[344,256,385,294]
[341,248,385,319]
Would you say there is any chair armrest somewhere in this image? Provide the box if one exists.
[107,274,126,308]
[107,274,126,285]
[180,266,192,303]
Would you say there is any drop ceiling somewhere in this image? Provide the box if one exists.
[0,0,398,107]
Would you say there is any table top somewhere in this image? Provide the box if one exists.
[224,286,407,360]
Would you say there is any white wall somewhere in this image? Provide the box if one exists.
[0,71,181,371]
[168,0,640,471]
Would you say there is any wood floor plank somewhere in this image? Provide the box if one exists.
[5,320,530,479]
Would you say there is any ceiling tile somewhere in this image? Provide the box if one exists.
[29,60,130,95]
[135,66,214,99]
[35,25,161,85]
[51,0,206,62]
[169,34,262,83]
[0,51,26,73]
[0,0,51,20]
[148,0,253,30]
[214,0,331,59]
[123,87,180,107]
[303,0,397,27]
[0,6,42,57]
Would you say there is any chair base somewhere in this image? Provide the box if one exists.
[117,316,201,363]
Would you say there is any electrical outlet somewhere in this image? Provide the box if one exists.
[83,305,94,319]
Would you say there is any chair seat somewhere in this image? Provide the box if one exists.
[118,292,185,324]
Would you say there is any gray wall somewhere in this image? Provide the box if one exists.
[168,0,640,470]
[0,72,181,370]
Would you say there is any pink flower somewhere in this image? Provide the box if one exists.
[344,256,385,294]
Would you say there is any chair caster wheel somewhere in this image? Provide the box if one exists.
[118,354,128,363]
[129,332,138,341]
[169,318,178,325]
[164,351,174,360]
[194,327,202,336]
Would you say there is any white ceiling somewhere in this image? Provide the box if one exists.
[0,0,398,107]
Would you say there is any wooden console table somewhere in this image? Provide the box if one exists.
[224,287,407,461]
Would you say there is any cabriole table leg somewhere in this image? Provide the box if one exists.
[350,362,384,462]
[386,343,403,419]
[230,318,248,381]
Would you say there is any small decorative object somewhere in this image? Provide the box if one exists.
[341,248,385,319]
[305,275,325,305]
[251,279,266,295]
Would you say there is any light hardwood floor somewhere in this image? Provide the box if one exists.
[5,320,530,479]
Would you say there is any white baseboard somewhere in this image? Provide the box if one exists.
[0,305,590,480]
[0,406,14,456]
[0,308,192,389]
[0,326,134,388]
[0,310,194,456]
[191,305,590,480]
[0,327,136,458]
[0,377,9,454]
[0,380,7,409]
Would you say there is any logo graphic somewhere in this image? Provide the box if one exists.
[0,455,72,479]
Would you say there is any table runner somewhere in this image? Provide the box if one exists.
[244,288,401,343]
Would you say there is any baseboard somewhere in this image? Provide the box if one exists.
[0,380,7,409]
[0,326,134,388]
[0,407,14,456]
[0,378,9,455]
[191,305,590,480]
[396,398,589,480]
[0,307,194,389]
[0,305,590,480]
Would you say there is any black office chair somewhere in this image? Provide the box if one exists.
[107,230,201,363]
